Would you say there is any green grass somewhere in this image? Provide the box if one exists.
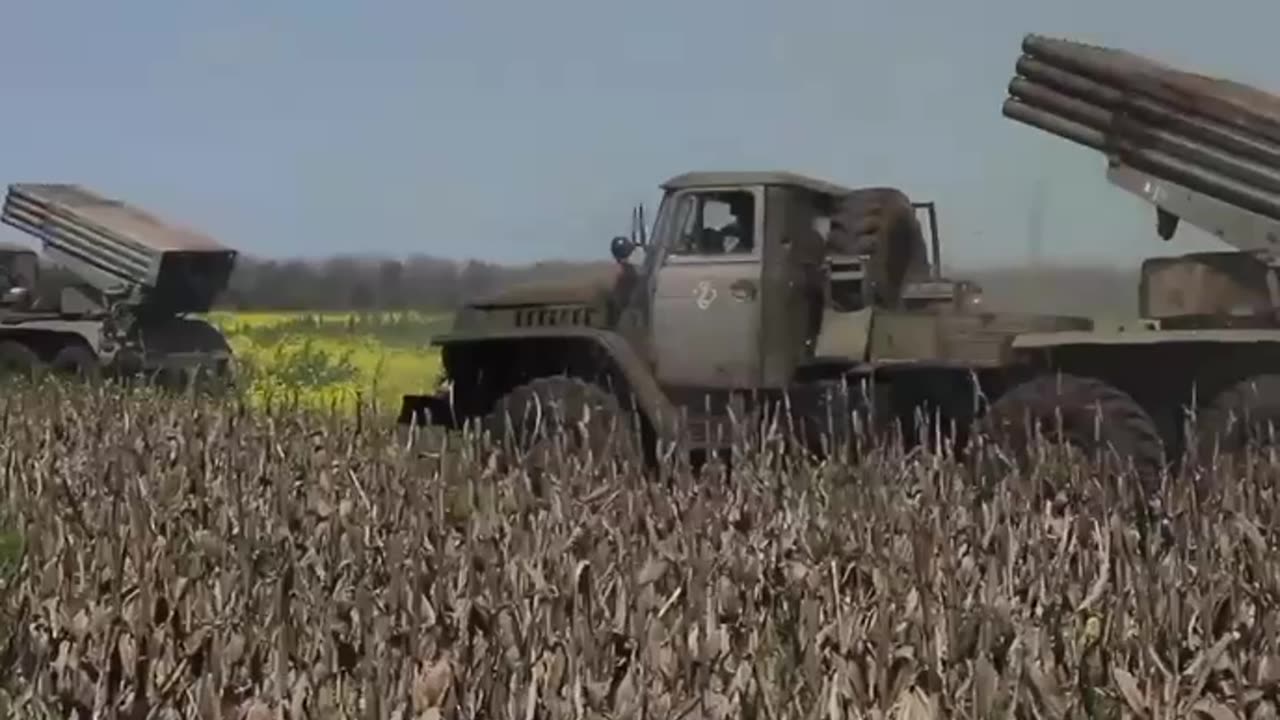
[206,310,447,415]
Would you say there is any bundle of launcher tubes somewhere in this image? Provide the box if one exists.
[1002,33,1280,226]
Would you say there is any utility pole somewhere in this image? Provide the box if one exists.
[1028,176,1047,268]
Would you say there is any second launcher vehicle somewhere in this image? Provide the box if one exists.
[0,183,238,386]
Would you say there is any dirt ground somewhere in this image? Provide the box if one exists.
[966,264,1138,317]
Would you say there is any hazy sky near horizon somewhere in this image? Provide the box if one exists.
[0,1,1272,270]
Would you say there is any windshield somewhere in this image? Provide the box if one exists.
[640,193,677,275]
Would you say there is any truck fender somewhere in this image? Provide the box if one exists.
[426,326,683,444]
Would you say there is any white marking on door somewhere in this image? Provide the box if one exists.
[694,280,717,310]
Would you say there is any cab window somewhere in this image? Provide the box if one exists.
[667,190,756,257]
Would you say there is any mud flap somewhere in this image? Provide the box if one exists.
[397,393,458,429]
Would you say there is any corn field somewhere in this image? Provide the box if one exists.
[1,381,1279,718]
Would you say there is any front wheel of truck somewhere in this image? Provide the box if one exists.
[484,375,643,472]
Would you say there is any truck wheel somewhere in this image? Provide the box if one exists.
[977,373,1165,487]
[783,380,881,459]
[51,343,101,382]
[1195,374,1280,460]
[826,187,931,308]
[0,340,42,380]
[485,376,642,469]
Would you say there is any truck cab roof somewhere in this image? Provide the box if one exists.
[660,170,855,198]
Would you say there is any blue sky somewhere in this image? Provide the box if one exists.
[0,1,1272,270]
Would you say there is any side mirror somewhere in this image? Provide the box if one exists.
[610,235,635,263]
[1,287,28,306]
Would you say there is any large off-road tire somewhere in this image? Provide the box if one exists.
[977,373,1166,488]
[50,343,101,382]
[484,376,642,470]
[826,187,931,309]
[778,380,883,460]
[0,340,43,380]
[1194,374,1280,461]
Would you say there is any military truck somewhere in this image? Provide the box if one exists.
[986,32,1280,472]
[396,167,1108,470]
[0,183,238,385]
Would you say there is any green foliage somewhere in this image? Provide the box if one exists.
[206,310,446,417]
[263,337,359,389]
[220,338,364,415]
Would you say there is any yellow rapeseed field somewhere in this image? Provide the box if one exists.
[206,310,446,415]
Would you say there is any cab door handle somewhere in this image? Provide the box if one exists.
[730,278,757,301]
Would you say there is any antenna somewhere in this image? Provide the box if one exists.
[630,203,648,246]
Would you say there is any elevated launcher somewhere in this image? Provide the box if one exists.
[0,183,238,315]
[1002,34,1280,262]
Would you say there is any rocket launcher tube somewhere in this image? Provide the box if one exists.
[0,183,238,315]
[1007,78,1280,198]
[1004,97,1280,224]
[1014,56,1280,169]
[1019,33,1280,147]
[1004,34,1280,229]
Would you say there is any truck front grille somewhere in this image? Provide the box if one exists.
[514,306,597,328]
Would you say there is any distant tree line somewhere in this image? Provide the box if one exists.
[26,253,610,313]
[215,254,616,312]
[217,255,488,311]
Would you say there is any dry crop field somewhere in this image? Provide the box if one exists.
[1,378,1280,719]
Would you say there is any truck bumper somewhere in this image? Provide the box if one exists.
[397,392,459,429]
[113,349,235,388]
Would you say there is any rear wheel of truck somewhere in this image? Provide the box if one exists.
[1194,373,1280,462]
[0,340,43,380]
[50,343,101,383]
[779,379,882,460]
[976,373,1165,493]
[484,376,643,472]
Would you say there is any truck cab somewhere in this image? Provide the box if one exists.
[0,243,37,308]
[608,172,981,392]
[616,172,834,391]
